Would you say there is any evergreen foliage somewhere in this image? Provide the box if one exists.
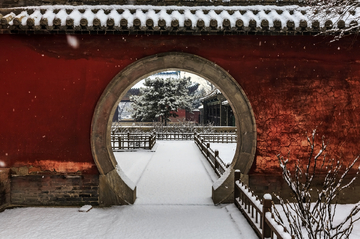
[130,77,193,125]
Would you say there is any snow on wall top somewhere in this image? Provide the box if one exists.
[0,0,310,8]
[0,4,359,35]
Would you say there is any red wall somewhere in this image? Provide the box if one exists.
[168,109,187,122]
[186,111,200,124]
[1,34,360,175]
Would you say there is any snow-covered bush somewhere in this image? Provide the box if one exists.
[273,129,360,239]
[153,120,215,134]
[111,121,216,135]
[153,120,195,133]
[195,122,216,134]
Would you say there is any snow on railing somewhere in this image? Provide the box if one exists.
[155,131,236,142]
[234,170,294,239]
[111,132,156,150]
[265,213,294,239]
[156,132,194,140]
[196,132,236,143]
[110,125,235,149]
[194,133,228,177]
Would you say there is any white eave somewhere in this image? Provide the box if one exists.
[1,4,359,34]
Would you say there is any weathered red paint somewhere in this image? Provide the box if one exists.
[186,110,200,123]
[1,34,360,175]
[26,160,94,174]
[168,109,187,123]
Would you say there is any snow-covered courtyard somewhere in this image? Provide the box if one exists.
[114,141,236,190]
[0,141,257,239]
[1,141,360,239]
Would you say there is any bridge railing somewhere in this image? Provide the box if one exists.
[197,133,237,143]
[111,124,237,133]
[234,170,294,239]
[194,133,228,177]
[111,132,156,151]
[155,132,237,142]
[156,132,194,140]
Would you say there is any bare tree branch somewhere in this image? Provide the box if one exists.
[273,129,360,239]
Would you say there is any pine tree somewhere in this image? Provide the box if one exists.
[130,77,193,125]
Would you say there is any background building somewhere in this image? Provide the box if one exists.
[200,89,235,126]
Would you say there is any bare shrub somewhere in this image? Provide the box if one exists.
[273,129,360,239]
[305,0,359,40]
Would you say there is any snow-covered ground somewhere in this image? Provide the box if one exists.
[114,141,236,187]
[210,143,236,165]
[0,204,257,239]
[274,204,360,239]
[114,150,155,186]
[0,141,257,239]
[1,202,359,238]
[1,141,359,239]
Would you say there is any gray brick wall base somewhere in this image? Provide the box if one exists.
[10,174,99,206]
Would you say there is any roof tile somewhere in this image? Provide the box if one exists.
[0,5,358,35]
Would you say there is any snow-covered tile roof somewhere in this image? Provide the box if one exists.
[222,100,229,106]
[200,89,222,101]
[0,5,359,34]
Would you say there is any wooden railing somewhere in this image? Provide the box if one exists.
[156,132,237,142]
[234,170,294,239]
[111,132,156,150]
[194,133,228,177]
[156,132,194,140]
[111,124,237,133]
[197,133,236,143]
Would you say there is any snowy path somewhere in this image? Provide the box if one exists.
[0,141,259,239]
[134,141,214,205]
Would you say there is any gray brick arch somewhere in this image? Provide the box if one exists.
[91,52,256,205]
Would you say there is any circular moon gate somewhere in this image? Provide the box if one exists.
[91,52,256,205]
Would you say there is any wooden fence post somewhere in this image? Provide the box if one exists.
[128,133,130,149]
[154,132,156,148]
[234,169,241,208]
[262,194,272,239]
[206,143,210,158]
[214,150,219,171]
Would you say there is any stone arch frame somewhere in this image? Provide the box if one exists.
[91,52,256,206]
